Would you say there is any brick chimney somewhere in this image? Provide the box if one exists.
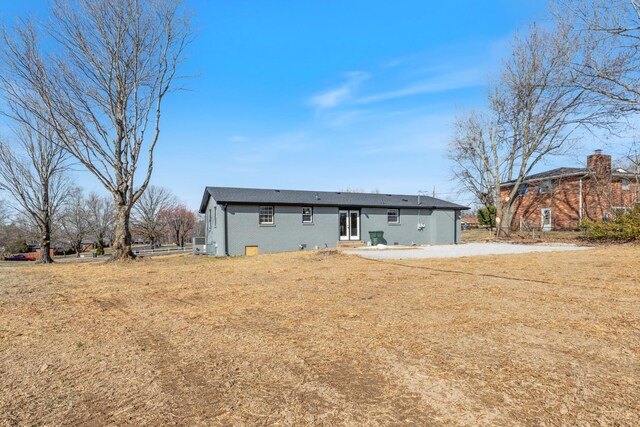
[587,149,611,183]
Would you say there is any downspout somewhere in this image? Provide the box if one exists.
[454,210,458,244]
[579,177,583,224]
[223,204,229,256]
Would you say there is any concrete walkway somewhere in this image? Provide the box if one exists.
[347,242,592,260]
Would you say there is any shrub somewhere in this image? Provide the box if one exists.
[96,233,105,256]
[581,206,640,241]
[7,238,29,254]
[477,206,497,228]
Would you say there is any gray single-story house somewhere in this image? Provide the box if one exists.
[198,186,469,256]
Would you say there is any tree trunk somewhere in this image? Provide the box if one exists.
[112,201,135,260]
[39,218,54,264]
[498,203,514,238]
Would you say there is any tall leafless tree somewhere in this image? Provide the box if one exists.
[160,204,195,248]
[60,187,93,257]
[555,0,640,111]
[449,110,503,209]
[0,200,11,252]
[132,185,174,248]
[0,0,192,260]
[0,122,68,262]
[556,0,640,191]
[86,193,115,253]
[0,200,8,228]
[449,24,610,236]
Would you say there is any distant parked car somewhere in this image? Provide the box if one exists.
[3,254,36,261]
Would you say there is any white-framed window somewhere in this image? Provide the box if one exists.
[622,178,630,191]
[259,206,274,224]
[387,208,399,224]
[302,207,313,223]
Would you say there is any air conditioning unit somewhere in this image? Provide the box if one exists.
[192,237,206,255]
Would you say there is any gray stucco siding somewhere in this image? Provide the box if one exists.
[432,209,459,245]
[225,205,338,256]
[360,208,458,246]
[202,196,463,256]
[204,197,226,255]
[360,208,428,245]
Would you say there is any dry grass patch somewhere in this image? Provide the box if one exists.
[1,247,639,425]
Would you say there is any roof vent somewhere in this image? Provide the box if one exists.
[402,198,408,202]
[335,192,341,194]
[274,190,280,192]
[386,194,392,196]
[315,193,320,201]
[594,149,603,155]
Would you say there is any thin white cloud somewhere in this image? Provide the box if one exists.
[355,69,484,105]
[308,71,370,109]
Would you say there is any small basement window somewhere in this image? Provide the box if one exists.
[259,206,274,224]
[622,178,630,191]
[302,207,313,223]
[387,208,399,224]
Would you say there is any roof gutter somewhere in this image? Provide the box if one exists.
[212,200,467,210]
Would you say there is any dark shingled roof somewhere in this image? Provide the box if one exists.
[199,186,469,213]
[501,167,588,186]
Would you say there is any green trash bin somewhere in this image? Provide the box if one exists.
[369,231,384,246]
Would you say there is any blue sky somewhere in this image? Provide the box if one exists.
[2,1,561,210]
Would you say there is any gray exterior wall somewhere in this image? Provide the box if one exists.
[204,197,226,255]
[360,208,460,245]
[225,205,338,256]
[203,196,462,256]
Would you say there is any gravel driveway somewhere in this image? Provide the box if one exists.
[348,242,592,260]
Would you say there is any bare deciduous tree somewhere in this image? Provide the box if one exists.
[87,193,115,254]
[132,185,174,248]
[61,187,92,257]
[160,204,195,248]
[449,24,609,236]
[0,200,12,252]
[0,200,8,227]
[0,0,192,260]
[449,110,503,209]
[0,123,67,262]
[193,215,205,238]
[556,0,640,111]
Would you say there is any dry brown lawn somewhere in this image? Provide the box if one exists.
[1,247,639,426]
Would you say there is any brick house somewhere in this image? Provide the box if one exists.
[500,150,640,231]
